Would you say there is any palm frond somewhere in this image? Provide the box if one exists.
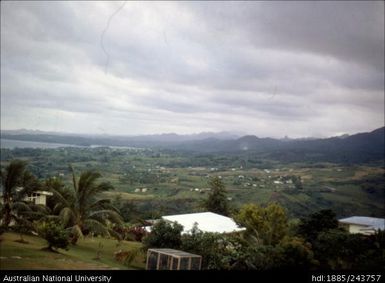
[2,160,27,194]
[53,203,65,214]
[95,181,114,193]
[69,164,78,192]
[77,171,102,206]
[84,219,110,236]
[108,203,121,214]
[11,172,40,202]
[18,210,47,220]
[87,182,113,200]
[59,207,76,227]
[49,187,71,208]
[70,224,84,239]
[9,212,34,228]
[11,201,33,212]
[89,199,120,213]
[14,216,33,228]
[107,227,123,241]
[89,210,123,224]
[78,171,101,193]
[37,215,60,223]
[90,199,111,209]
[30,203,51,214]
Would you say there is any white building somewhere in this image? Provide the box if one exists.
[0,188,52,206]
[338,216,385,235]
[24,190,53,206]
[161,212,245,234]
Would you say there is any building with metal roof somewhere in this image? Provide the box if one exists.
[338,216,385,235]
[161,212,245,234]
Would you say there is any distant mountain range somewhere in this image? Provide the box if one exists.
[1,127,384,163]
[176,127,384,163]
[1,129,241,142]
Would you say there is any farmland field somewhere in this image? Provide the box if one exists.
[1,146,384,220]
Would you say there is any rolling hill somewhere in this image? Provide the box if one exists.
[2,127,384,164]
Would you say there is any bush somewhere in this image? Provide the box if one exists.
[113,224,147,242]
[142,219,183,250]
[297,209,338,243]
[276,237,318,270]
[37,220,69,251]
[114,247,142,266]
[181,224,235,270]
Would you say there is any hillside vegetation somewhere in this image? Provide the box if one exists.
[1,145,384,220]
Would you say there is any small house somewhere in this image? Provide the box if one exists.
[338,216,385,235]
[24,190,53,206]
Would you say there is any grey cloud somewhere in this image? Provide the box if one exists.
[187,1,384,70]
[1,1,383,137]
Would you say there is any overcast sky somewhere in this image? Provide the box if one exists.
[1,1,384,138]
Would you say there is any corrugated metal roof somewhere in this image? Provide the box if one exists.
[148,248,201,258]
[162,212,245,234]
[339,216,385,231]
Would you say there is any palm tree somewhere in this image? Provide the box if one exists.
[0,160,42,229]
[49,166,123,244]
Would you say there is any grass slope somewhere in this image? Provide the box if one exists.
[0,232,145,270]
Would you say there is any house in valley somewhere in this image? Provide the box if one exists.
[338,216,385,235]
[0,187,53,206]
[23,190,53,206]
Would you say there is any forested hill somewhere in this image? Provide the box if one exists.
[172,127,384,163]
[2,127,384,164]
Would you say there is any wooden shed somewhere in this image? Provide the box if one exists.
[146,248,202,270]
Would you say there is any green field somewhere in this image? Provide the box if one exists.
[0,232,145,270]
[1,147,384,219]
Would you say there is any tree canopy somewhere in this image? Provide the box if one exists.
[204,176,230,216]
[48,166,123,244]
[0,160,42,229]
[235,203,288,246]
[142,219,183,250]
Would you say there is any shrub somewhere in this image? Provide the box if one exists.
[114,247,142,266]
[181,224,236,270]
[37,220,69,251]
[142,219,183,250]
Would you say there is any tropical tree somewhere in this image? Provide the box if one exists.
[204,176,230,216]
[36,219,69,252]
[181,223,235,269]
[275,236,318,270]
[48,166,123,244]
[235,203,288,246]
[297,209,338,243]
[142,219,183,250]
[44,177,71,213]
[0,160,42,230]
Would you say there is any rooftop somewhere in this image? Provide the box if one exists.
[338,216,385,231]
[162,212,245,234]
[148,248,201,258]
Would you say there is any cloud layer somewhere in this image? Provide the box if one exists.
[1,1,384,138]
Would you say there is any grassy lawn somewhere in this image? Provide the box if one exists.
[0,232,146,270]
